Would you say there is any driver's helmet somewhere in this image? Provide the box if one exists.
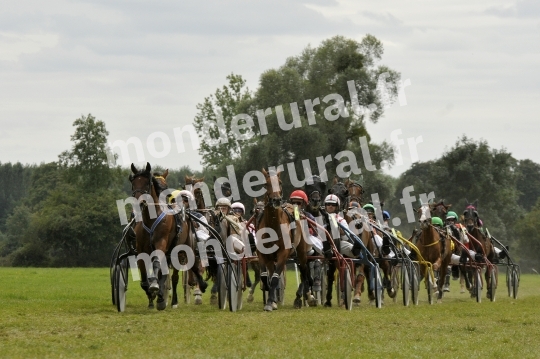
[446,211,458,221]
[363,203,375,214]
[168,190,182,204]
[324,194,340,207]
[231,202,245,214]
[383,210,390,220]
[432,217,444,227]
[290,190,308,205]
[216,197,232,208]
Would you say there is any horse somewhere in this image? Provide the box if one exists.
[245,198,264,303]
[344,178,364,206]
[174,175,211,306]
[415,202,452,303]
[430,199,451,219]
[256,168,309,311]
[129,162,179,310]
[462,201,496,300]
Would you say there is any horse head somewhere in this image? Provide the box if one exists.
[430,199,451,219]
[262,168,282,208]
[329,176,348,213]
[185,175,206,209]
[344,177,364,205]
[129,162,153,201]
[463,200,480,232]
[304,175,326,213]
[417,201,432,230]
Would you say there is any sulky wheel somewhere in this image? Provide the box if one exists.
[401,263,410,307]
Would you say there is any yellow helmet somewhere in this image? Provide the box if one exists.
[168,190,182,204]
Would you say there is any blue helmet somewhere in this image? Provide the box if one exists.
[383,210,390,220]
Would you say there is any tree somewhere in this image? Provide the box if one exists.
[515,159,540,211]
[193,35,400,207]
[516,199,540,272]
[58,114,119,190]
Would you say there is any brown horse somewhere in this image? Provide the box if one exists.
[415,202,452,303]
[257,168,309,311]
[344,178,364,206]
[130,162,179,310]
[430,199,451,219]
[462,202,496,300]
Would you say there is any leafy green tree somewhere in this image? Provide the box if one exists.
[388,137,521,240]
[515,159,540,211]
[515,199,540,272]
[0,162,34,230]
[58,114,120,190]
[193,35,400,206]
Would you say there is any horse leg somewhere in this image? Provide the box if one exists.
[353,264,364,305]
[486,267,492,300]
[138,260,155,309]
[324,261,336,307]
[191,259,207,305]
[263,261,276,312]
[156,268,169,311]
[382,261,396,299]
[247,262,260,303]
[171,269,179,308]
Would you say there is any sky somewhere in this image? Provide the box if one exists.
[1,0,539,178]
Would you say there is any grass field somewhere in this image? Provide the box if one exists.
[1,267,539,359]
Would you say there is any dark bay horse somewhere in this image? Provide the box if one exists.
[416,202,452,303]
[257,168,309,311]
[463,202,496,299]
[130,162,178,310]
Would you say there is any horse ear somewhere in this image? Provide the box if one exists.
[465,198,469,206]
[428,198,434,204]
[328,188,333,194]
[253,198,258,206]
[262,168,268,177]
[199,177,205,182]
[447,203,452,209]
[145,162,151,173]
[163,169,169,179]
[131,163,138,174]
[474,199,478,209]
[333,176,338,185]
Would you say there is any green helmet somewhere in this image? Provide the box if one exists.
[363,203,375,213]
[446,211,458,221]
[431,217,444,227]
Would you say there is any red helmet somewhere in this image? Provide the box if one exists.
[289,190,308,205]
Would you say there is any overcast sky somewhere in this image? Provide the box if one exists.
[1,0,539,177]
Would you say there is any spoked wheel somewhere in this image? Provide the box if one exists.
[390,264,401,304]
[401,263,410,307]
[473,268,482,303]
[506,265,513,298]
[488,267,497,302]
[227,262,241,312]
[343,266,354,310]
[426,271,435,305]
[217,263,228,310]
[182,270,191,304]
[512,267,519,299]
[372,266,383,309]
[110,242,122,305]
[277,271,286,306]
[115,258,128,312]
[410,262,419,306]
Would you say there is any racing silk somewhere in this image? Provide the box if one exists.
[192,211,210,241]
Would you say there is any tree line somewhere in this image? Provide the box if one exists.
[1,35,539,271]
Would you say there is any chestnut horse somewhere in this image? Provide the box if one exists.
[257,168,309,311]
[416,202,452,303]
[130,162,178,310]
[462,202,496,300]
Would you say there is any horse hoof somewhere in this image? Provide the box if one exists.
[148,304,154,309]
[264,305,273,312]
[294,298,302,309]
[210,294,217,305]
[247,294,254,303]
[353,295,361,305]
[199,281,208,293]
[272,302,278,310]
[324,301,332,308]
[157,300,167,311]
[172,304,178,309]
[437,299,442,304]
[194,295,202,305]
[307,296,317,307]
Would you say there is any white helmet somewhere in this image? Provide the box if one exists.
[216,197,232,208]
[324,194,340,206]
[231,202,245,213]
[178,190,194,202]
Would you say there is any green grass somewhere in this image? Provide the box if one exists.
[1,267,539,358]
